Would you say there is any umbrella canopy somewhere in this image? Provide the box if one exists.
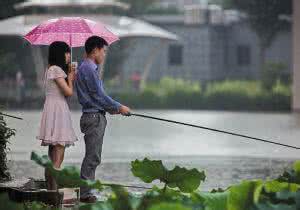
[24,16,119,47]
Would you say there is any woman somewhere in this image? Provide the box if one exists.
[36,41,78,190]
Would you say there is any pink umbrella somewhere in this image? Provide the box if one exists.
[24,17,119,61]
[24,17,119,47]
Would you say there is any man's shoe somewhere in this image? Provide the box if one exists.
[80,195,97,203]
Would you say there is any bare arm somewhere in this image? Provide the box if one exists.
[54,65,75,97]
[55,77,73,97]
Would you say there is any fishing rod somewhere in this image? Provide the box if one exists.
[128,112,300,150]
[0,112,23,120]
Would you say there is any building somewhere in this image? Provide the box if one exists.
[152,0,204,11]
[129,5,292,82]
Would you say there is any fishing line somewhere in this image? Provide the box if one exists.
[129,113,300,150]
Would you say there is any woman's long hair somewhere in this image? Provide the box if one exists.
[48,41,70,76]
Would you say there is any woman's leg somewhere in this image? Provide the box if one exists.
[45,145,56,190]
[45,145,65,190]
[51,145,65,169]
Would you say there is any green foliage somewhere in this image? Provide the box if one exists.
[18,152,300,210]
[227,180,263,210]
[113,78,291,111]
[276,161,300,184]
[0,0,25,20]
[131,159,166,184]
[146,77,202,96]
[148,202,192,210]
[226,0,292,72]
[0,193,54,210]
[31,152,103,190]
[262,62,289,90]
[0,113,15,181]
[204,80,262,101]
[79,202,112,210]
[23,201,55,210]
[272,80,291,96]
[108,185,133,210]
[0,193,24,210]
[131,158,206,193]
[226,0,292,48]
[137,186,202,210]
[192,191,228,210]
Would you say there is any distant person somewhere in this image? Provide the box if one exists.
[36,41,78,190]
[15,70,25,103]
[130,71,141,91]
[75,36,131,203]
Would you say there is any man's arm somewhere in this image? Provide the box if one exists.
[84,68,121,112]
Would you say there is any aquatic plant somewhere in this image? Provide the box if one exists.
[0,113,15,181]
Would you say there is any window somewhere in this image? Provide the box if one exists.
[168,45,183,65]
[237,45,251,66]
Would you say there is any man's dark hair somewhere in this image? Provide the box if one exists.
[48,41,70,75]
[85,36,108,54]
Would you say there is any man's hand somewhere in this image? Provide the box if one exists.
[119,105,131,116]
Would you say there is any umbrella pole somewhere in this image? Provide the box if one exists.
[70,36,72,64]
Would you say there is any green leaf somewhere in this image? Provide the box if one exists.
[277,169,300,184]
[79,187,137,210]
[255,202,296,210]
[31,152,103,190]
[79,201,113,210]
[0,193,24,210]
[24,202,54,210]
[228,180,263,210]
[168,166,206,193]
[196,191,228,210]
[293,161,300,175]
[30,151,52,168]
[264,180,300,193]
[148,202,192,210]
[108,185,133,210]
[131,158,167,183]
[295,191,300,209]
[137,187,190,210]
[253,183,264,204]
[131,158,205,193]
[275,191,296,200]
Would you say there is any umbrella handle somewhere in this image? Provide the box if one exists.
[70,35,73,64]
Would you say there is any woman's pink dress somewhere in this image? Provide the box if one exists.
[37,65,78,147]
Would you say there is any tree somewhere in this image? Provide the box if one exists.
[0,50,20,78]
[0,0,25,20]
[0,114,15,181]
[224,0,292,76]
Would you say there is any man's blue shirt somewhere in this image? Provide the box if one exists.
[75,59,121,113]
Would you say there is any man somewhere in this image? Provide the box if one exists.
[75,36,131,203]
